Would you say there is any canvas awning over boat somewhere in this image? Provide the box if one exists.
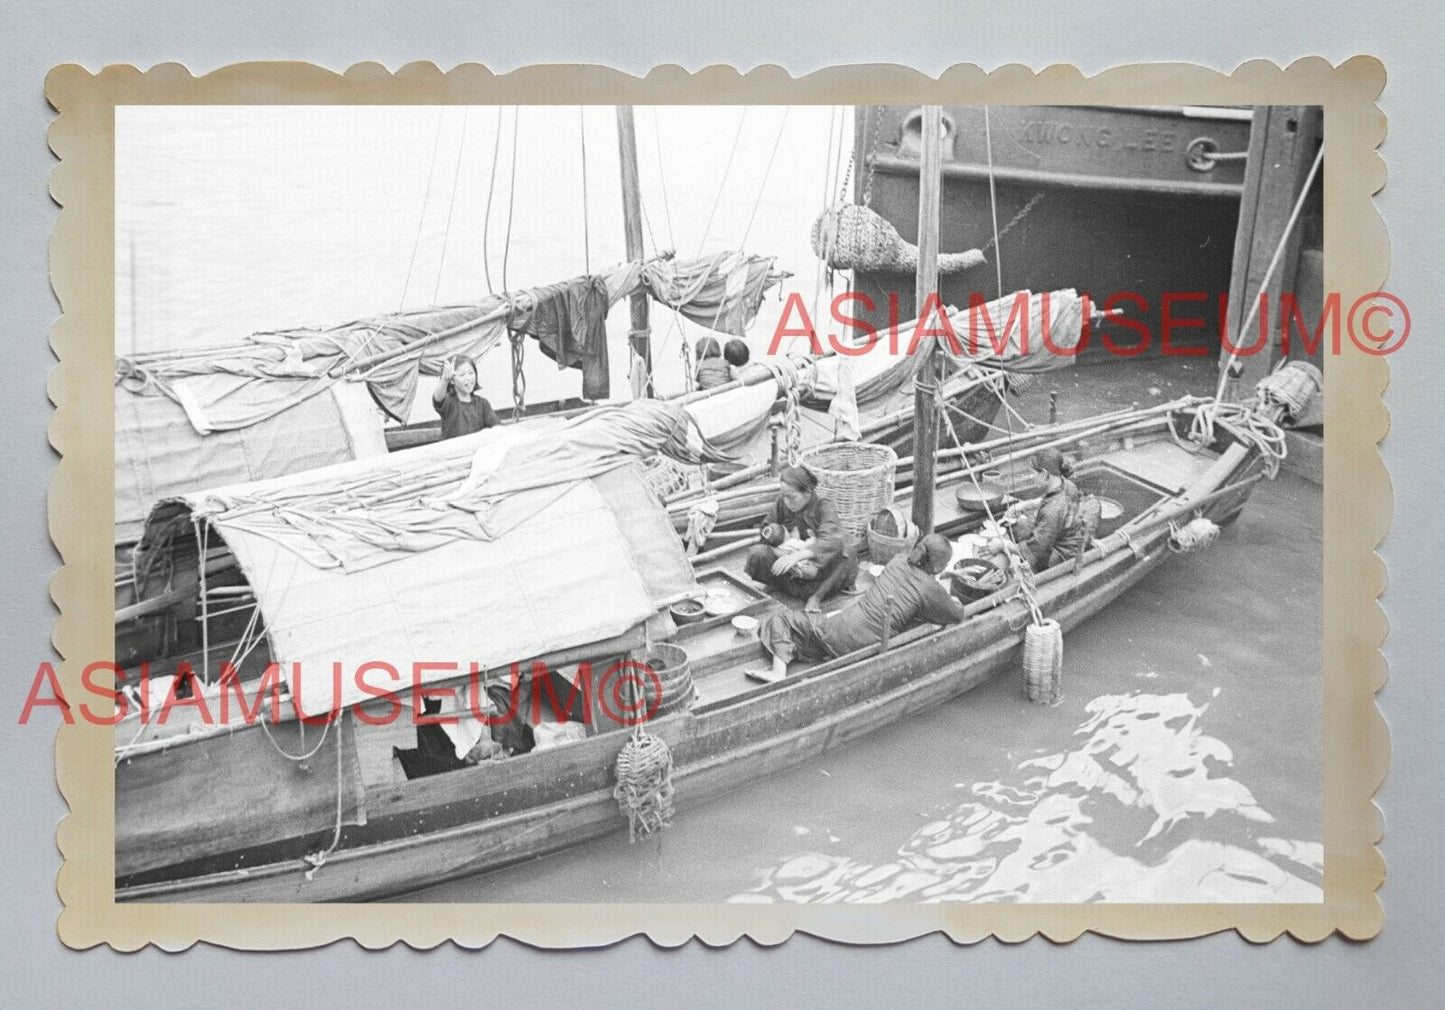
[137,400,713,718]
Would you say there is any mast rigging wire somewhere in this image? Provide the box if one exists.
[502,108,520,293]
[694,107,749,257]
[579,106,591,274]
[482,106,503,295]
[398,107,446,309]
[432,108,470,304]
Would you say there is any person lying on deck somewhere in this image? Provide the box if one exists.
[754,533,966,681]
[432,354,501,440]
[694,336,731,390]
[1003,447,1084,571]
[744,464,860,613]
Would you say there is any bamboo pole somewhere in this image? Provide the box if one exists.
[911,105,945,534]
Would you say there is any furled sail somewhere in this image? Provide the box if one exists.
[114,253,783,541]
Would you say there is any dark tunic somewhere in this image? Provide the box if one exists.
[744,492,857,600]
[1015,478,1081,570]
[760,553,967,664]
[436,391,501,440]
[695,356,732,390]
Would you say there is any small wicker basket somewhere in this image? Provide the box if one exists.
[800,442,898,546]
[865,505,915,563]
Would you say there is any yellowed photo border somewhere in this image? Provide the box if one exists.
[48,58,1389,949]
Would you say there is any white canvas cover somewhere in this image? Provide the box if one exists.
[137,401,709,717]
[114,380,386,544]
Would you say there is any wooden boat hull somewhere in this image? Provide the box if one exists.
[117,460,1246,903]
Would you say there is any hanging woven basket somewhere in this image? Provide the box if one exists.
[800,442,898,546]
[811,203,986,275]
[1022,619,1063,705]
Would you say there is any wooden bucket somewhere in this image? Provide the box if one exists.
[636,642,694,717]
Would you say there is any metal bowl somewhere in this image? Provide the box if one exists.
[955,480,1009,513]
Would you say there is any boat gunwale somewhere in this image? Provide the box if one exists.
[115,424,1266,901]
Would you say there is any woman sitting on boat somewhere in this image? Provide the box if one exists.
[432,354,501,440]
[1005,448,1083,570]
[745,464,860,613]
[755,533,966,681]
[694,336,731,390]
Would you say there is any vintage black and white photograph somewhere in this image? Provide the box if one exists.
[106,99,1330,907]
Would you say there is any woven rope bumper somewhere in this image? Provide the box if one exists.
[800,442,898,546]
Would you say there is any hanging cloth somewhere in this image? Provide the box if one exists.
[514,275,612,400]
[828,353,862,441]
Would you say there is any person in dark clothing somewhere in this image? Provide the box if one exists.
[723,337,752,376]
[393,696,468,779]
[432,355,501,440]
[755,533,966,680]
[1006,447,1082,570]
[694,336,731,390]
[744,464,860,613]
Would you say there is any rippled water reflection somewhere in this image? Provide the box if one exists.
[730,691,1322,904]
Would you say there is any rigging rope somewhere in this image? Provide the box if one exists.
[579,106,591,274]
[740,107,790,249]
[398,107,446,310]
[1214,144,1325,403]
[509,329,527,418]
[983,106,1005,302]
[431,108,470,304]
[652,107,677,252]
[694,107,748,257]
[482,105,503,295]
[302,716,348,879]
[1195,143,1324,444]
[502,107,520,293]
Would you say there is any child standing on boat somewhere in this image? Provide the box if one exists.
[433,355,501,440]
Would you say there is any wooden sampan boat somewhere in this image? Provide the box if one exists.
[113,396,1275,902]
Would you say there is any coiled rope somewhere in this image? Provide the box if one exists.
[1186,401,1288,477]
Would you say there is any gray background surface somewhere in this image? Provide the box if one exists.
[2,2,1440,1003]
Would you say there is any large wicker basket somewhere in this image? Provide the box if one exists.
[800,442,898,546]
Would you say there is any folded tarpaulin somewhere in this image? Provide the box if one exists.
[114,380,388,544]
[941,289,1086,373]
[641,251,779,337]
[139,397,736,574]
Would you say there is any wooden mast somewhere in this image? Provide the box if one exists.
[910,105,945,533]
[615,106,653,396]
